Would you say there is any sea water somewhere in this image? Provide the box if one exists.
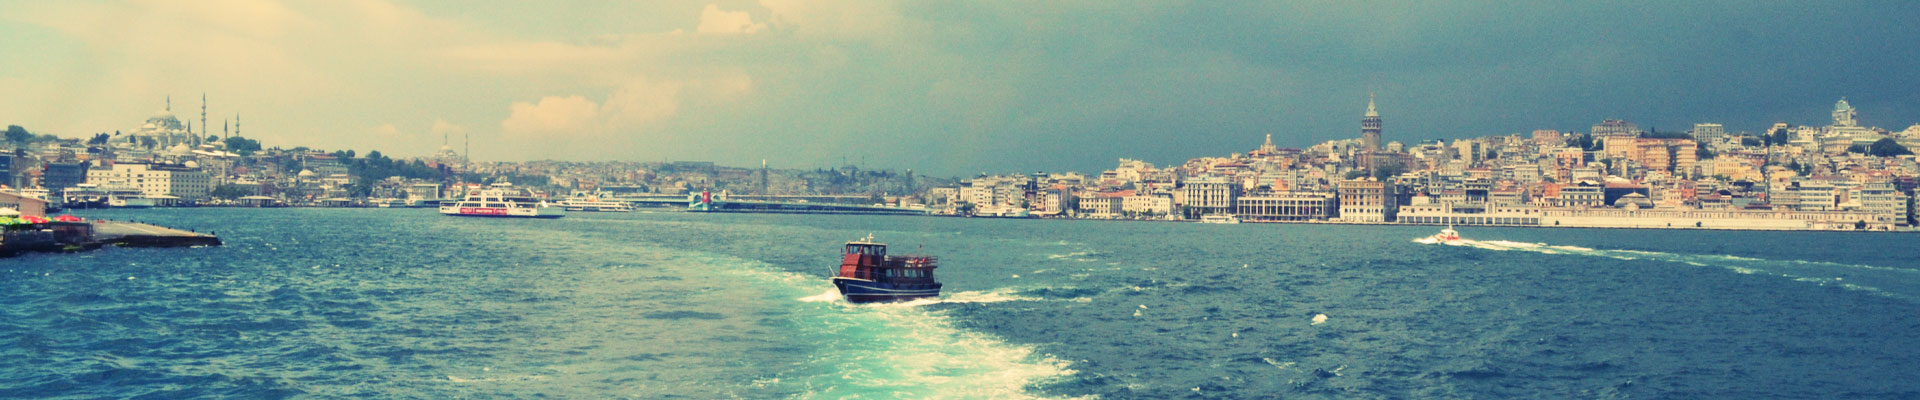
[3,209,1918,398]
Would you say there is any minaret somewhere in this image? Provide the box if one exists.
[166,95,171,112]
[1361,93,1382,152]
[1260,133,1277,154]
[201,93,208,140]
[235,114,241,137]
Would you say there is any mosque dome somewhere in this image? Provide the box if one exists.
[298,169,317,178]
[182,160,200,169]
[1835,99,1853,112]
[168,143,192,154]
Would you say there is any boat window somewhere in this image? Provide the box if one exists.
[485,203,505,208]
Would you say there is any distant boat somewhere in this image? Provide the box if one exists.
[1198,214,1241,224]
[830,235,942,303]
[439,183,564,218]
[559,192,634,212]
[1430,226,1462,242]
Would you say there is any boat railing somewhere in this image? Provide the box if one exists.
[883,255,938,268]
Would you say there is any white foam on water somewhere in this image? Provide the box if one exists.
[1416,236,1918,302]
[799,289,844,303]
[700,254,1078,399]
[1045,250,1099,262]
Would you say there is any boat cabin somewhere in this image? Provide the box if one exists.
[838,241,937,282]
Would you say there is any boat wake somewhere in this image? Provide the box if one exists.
[1417,236,1920,302]
[700,259,1073,398]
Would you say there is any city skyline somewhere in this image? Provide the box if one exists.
[5,1,1920,175]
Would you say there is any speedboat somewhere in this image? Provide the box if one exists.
[1430,226,1461,242]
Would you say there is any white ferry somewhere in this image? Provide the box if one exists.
[439,184,565,218]
[557,192,634,212]
[1198,214,1241,224]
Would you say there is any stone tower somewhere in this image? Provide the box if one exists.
[1361,93,1382,151]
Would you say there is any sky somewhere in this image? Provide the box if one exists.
[4,1,1919,176]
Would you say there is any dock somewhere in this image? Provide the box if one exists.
[0,220,220,257]
[91,220,223,247]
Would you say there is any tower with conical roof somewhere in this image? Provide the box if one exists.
[1361,93,1382,151]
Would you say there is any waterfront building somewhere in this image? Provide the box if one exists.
[1121,193,1174,218]
[1554,183,1605,207]
[1042,188,1078,215]
[1235,191,1337,222]
[1397,202,1542,226]
[41,161,90,195]
[1180,175,1239,218]
[406,183,443,203]
[1076,192,1124,218]
[1336,178,1397,222]
[85,161,212,201]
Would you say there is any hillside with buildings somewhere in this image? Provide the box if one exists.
[926,98,1920,231]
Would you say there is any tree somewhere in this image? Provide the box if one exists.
[207,135,219,143]
[139,136,157,149]
[1869,138,1913,157]
[210,184,255,199]
[1741,137,1763,147]
[1847,145,1868,154]
[88,133,110,145]
[1371,163,1408,180]
[1768,128,1791,146]
[4,125,30,145]
[1697,147,1717,159]
[223,136,262,156]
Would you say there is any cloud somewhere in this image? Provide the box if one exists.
[371,123,401,136]
[499,74,751,139]
[431,119,466,137]
[696,4,765,34]
[502,95,601,137]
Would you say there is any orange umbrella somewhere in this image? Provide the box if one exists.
[52,215,83,222]
[22,216,50,224]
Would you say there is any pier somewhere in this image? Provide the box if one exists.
[90,220,223,247]
[0,220,220,257]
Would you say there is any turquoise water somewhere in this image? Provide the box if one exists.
[4,209,1919,398]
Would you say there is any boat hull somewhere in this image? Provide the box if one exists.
[830,277,942,303]
[438,206,566,218]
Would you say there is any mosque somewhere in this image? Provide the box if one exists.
[125,96,204,150]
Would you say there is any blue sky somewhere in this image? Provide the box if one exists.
[3,1,1917,176]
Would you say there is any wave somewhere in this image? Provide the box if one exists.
[1416,236,1920,302]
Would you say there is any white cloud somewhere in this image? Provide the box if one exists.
[498,74,753,139]
[431,119,466,136]
[697,4,765,34]
[371,123,401,136]
[502,95,601,137]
